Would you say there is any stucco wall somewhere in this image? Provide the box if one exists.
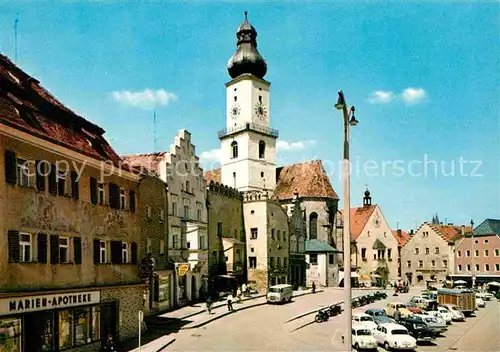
[454,234,500,275]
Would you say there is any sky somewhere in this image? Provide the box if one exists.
[0,1,498,231]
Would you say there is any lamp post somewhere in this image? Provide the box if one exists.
[470,219,475,288]
[335,90,358,350]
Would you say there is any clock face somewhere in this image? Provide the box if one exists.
[254,101,267,120]
[230,103,240,119]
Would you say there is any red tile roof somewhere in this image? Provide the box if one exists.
[429,224,471,242]
[0,53,126,168]
[121,152,167,175]
[203,160,338,200]
[337,205,378,241]
[392,230,411,246]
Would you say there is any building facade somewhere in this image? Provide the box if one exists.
[0,53,149,350]
[288,192,306,288]
[304,240,338,287]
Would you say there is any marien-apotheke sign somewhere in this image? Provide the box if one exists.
[0,291,100,316]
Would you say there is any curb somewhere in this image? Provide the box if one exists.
[157,338,176,352]
[128,337,176,352]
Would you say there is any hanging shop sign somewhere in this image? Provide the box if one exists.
[0,291,101,316]
[178,263,190,277]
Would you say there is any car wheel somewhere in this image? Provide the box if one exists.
[384,341,391,351]
[354,342,359,350]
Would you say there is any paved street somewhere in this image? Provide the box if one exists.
[145,288,499,352]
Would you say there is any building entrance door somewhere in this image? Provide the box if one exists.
[100,302,117,347]
[23,311,55,352]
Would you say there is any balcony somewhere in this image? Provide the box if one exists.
[218,122,279,139]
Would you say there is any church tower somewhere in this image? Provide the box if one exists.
[219,12,278,192]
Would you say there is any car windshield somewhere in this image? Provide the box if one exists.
[414,324,425,329]
[373,311,385,316]
[356,329,372,336]
[424,318,437,323]
[396,304,406,309]
[268,288,281,293]
[360,316,373,322]
[392,329,408,335]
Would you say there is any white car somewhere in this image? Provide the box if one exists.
[373,323,417,351]
[422,311,448,325]
[436,306,453,324]
[352,322,378,351]
[484,292,494,301]
[476,297,486,307]
[352,313,378,331]
[440,304,465,321]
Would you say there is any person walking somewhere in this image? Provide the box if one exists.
[236,287,242,303]
[242,283,247,297]
[206,296,213,315]
[312,282,316,293]
[102,335,115,351]
[227,293,234,312]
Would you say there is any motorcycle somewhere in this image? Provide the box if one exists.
[315,308,330,323]
[327,304,342,316]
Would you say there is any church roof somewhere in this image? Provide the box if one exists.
[203,160,338,200]
[0,53,126,168]
[305,239,338,253]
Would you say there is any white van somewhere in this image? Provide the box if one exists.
[267,284,293,303]
[352,322,378,351]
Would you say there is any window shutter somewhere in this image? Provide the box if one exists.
[48,164,57,195]
[71,171,79,200]
[4,150,17,185]
[110,240,122,264]
[129,190,136,212]
[35,161,46,191]
[7,230,20,263]
[93,239,101,264]
[131,242,138,264]
[109,183,120,209]
[90,177,98,204]
[73,237,82,264]
[50,234,59,264]
[37,233,48,263]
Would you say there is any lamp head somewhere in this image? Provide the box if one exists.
[335,90,345,110]
[349,106,359,126]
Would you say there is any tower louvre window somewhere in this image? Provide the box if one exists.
[231,141,238,159]
[259,141,265,159]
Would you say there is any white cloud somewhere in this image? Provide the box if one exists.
[199,148,222,164]
[111,89,178,110]
[401,88,427,105]
[368,90,395,104]
[277,140,316,152]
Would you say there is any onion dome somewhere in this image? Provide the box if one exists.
[227,11,267,79]
[364,189,371,197]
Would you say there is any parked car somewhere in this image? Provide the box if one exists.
[385,302,412,319]
[352,313,378,331]
[365,309,395,326]
[422,311,449,325]
[407,307,423,315]
[413,314,448,334]
[352,322,378,351]
[398,317,436,343]
[476,291,494,301]
[408,296,428,309]
[436,306,453,324]
[440,304,465,321]
[373,323,417,351]
[475,297,486,308]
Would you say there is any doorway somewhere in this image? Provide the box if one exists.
[191,276,197,300]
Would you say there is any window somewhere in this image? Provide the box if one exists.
[185,180,190,193]
[271,229,275,239]
[231,141,238,158]
[98,183,105,205]
[199,234,206,250]
[387,249,392,259]
[457,250,461,257]
[197,209,202,222]
[414,248,419,255]
[496,264,500,271]
[122,243,130,263]
[160,240,165,254]
[120,190,126,209]
[276,257,281,268]
[475,249,479,257]
[309,212,318,240]
[466,264,471,271]
[418,260,423,268]
[172,202,177,216]
[19,233,33,262]
[146,205,152,219]
[361,248,367,259]
[217,222,222,236]
[58,306,100,349]
[484,249,489,257]
[283,231,286,241]
[431,260,436,267]
[57,169,68,196]
[17,158,30,187]
[249,256,257,268]
[485,264,490,272]
[466,250,470,257]
[159,208,165,223]
[184,205,189,219]
[277,230,281,241]
[484,239,489,244]
[59,237,69,263]
[250,228,258,239]
[309,254,318,265]
[173,234,179,249]
[284,257,288,268]
[147,238,152,253]
[258,140,265,158]
[458,264,462,271]
[435,247,440,254]
[475,264,479,271]
[443,260,448,268]
[99,241,107,263]
[407,261,411,268]
[425,247,429,255]
[329,254,334,264]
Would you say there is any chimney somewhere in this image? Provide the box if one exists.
[461,225,465,237]
[410,229,414,236]
[397,229,402,237]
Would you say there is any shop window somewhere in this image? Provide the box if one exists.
[122,242,131,263]
[59,310,74,349]
[59,237,70,263]
[0,318,22,351]
[58,307,100,349]
[120,189,126,209]
[100,241,107,263]
[19,232,33,262]
[309,254,318,265]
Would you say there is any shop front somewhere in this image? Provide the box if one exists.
[0,290,116,352]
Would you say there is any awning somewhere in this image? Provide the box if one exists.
[338,271,360,283]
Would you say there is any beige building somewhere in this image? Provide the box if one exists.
[0,53,158,350]
[123,129,208,306]
[304,240,338,287]
[401,222,466,286]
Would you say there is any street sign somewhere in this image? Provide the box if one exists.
[178,263,189,277]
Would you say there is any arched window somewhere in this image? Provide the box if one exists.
[309,212,318,240]
[259,140,266,159]
[231,141,238,159]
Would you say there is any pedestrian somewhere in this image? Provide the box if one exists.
[102,334,115,351]
[227,293,234,312]
[312,282,316,293]
[206,296,213,315]
[236,287,242,303]
[395,309,401,322]
[242,283,247,297]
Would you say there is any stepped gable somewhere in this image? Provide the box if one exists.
[274,160,338,200]
[0,53,127,168]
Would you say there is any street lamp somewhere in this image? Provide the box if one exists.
[470,219,475,288]
[336,90,358,350]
